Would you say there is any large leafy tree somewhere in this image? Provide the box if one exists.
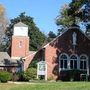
[56,0,90,37]
[56,4,74,28]
[6,12,46,51]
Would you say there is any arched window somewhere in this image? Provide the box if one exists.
[80,54,88,70]
[59,53,68,70]
[70,54,78,69]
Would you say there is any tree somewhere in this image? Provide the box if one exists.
[56,4,74,27]
[56,4,76,35]
[86,24,90,39]
[47,31,56,42]
[6,12,46,51]
[56,0,90,37]
[48,31,56,38]
[84,0,90,38]
[0,4,9,51]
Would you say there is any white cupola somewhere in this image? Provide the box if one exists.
[13,22,28,36]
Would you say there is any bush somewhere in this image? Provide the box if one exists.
[18,68,37,81]
[0,71,12,82]
[24,68,37,81]
[69,70,80,81]
[59,70,81,81]
[17,71,27,81]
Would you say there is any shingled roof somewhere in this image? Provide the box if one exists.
[0,52,21,66]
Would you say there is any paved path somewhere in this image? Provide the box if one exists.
[8,81,37,84]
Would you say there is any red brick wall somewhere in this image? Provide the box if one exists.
[23,52,36,71]
[45,28,90,80]
[45,45,58,80]
[11,36,29,58]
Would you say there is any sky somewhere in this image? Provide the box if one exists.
[0,0,71,35]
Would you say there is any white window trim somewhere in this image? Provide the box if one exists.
[80,54,88,71]
[59,53,88,72]
[59,53,69,72]
[70,54,79,70]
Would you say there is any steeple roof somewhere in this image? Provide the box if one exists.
[14,22,28,27]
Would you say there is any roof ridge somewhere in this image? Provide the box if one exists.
[14,22,28,27]
[43,27,90,48]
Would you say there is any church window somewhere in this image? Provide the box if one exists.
[70,54,78,69]
[59,53,68,70]
[80,54,88,70]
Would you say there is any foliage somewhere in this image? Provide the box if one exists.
[59,70,86,81]
[56,4,74,27]
[57,28,67,35]
[47,31,56,42]
[48,31,56,38]
[24,68,37,81]
[56,0,90,36]
[0,71,12,82]
[5,12,46,51]
[56,4,76,35]
[17,68,37,81]
[17,71,26,81]
[29,59,38,68]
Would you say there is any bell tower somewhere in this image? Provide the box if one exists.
[11,22,29,59]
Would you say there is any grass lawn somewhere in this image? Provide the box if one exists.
[0,82,90,90]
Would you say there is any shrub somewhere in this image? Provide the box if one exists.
[24,68,37,81]
[17,71,27,81]
[0,71,12,82]
[59,70,70,81]
[18,68,37,81]
[59,70,81,81]
[69,70,80,81]
[29,59,38,68]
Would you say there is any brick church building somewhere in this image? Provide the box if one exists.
[0,22,90,80]
[35,24,90,80]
